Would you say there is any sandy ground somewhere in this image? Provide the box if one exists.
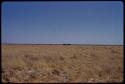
[2,44,123,83]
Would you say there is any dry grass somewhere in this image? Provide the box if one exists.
[2,44,123,83]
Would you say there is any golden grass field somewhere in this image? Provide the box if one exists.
[2,44,123,83]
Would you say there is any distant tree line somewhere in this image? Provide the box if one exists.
[62,44,71,45]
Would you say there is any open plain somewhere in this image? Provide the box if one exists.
[2,44,123,83]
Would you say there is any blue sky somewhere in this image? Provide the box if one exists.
[2,1,123,44]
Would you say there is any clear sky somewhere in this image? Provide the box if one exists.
[2,1,123,44]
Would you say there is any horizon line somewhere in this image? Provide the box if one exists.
[1,43,123,46]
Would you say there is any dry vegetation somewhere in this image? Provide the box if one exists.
[2,44,123,83]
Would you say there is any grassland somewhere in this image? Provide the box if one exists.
[2,44,123,83]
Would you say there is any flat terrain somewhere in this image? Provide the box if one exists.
[2,44,123,83]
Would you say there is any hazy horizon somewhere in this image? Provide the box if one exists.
[2,42,123,45]
[2,1,123,45]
